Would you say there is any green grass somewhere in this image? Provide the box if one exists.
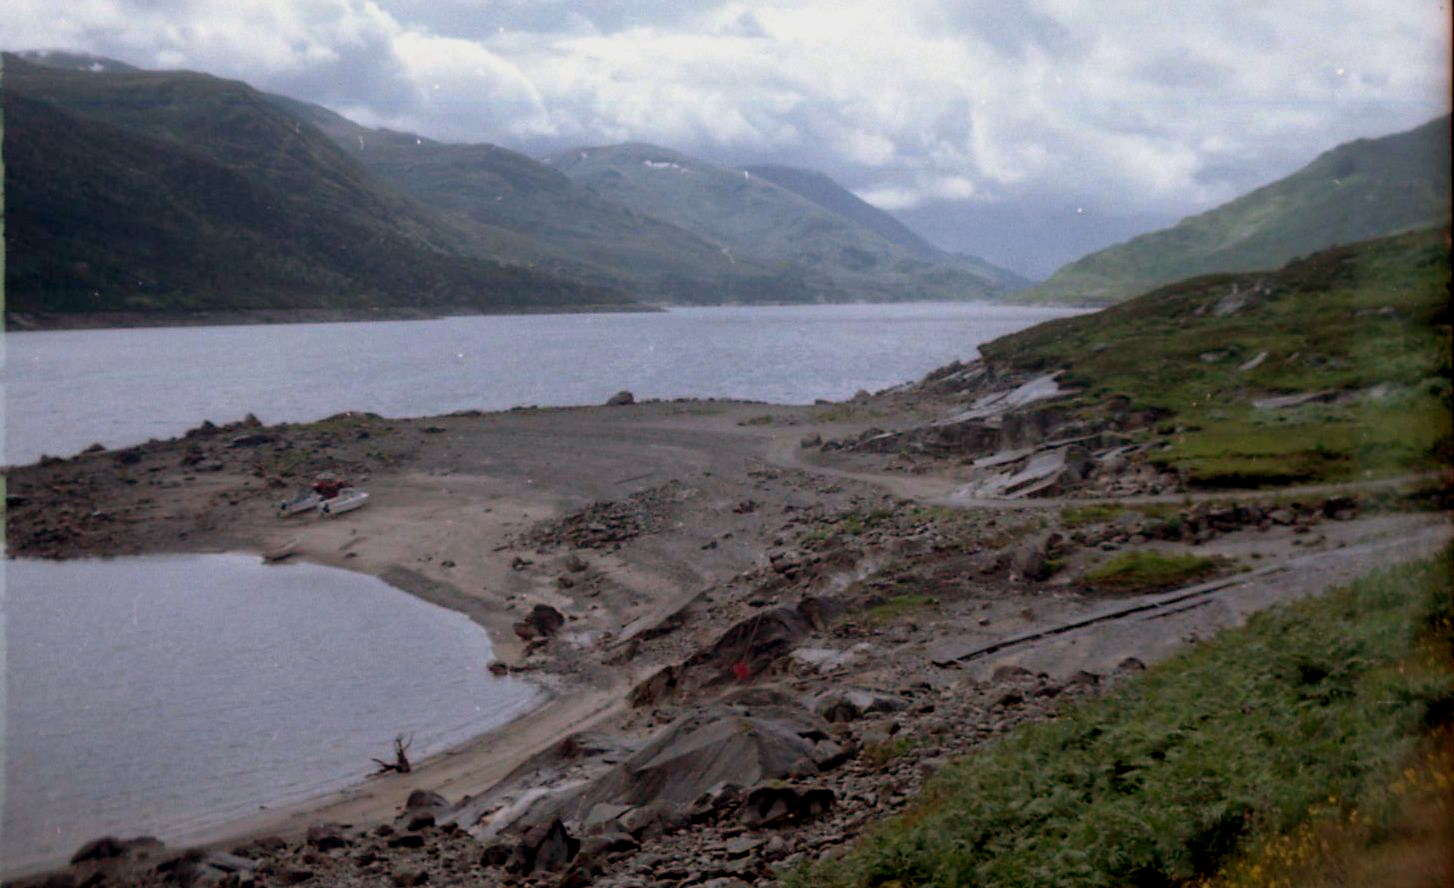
[789,550,1454,888]
[980,228,1453,488]
[1061,504,1131,528]
[1083,551,1224,594]
[864,594,935,623]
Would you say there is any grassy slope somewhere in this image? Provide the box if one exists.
[2,56,618,314]
[742,164,1031,290]
[1020,116,1452,305]
[793,551,1454,888]
[548,143,1008,303]
[978,228,1452,487]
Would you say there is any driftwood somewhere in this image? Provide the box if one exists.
[372,733,414,774]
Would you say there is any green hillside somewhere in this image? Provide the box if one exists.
[2,55,620,317]
[1020,116,1452,305]
[981,227,1451,486]
[547,142,1009,302]
[743,163,1029,289]
[265,95,806,304]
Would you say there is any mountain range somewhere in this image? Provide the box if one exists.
[5,50,1448,322]
[1017,114,1452,304]
[3,52,1019,322]
[3,53,617,316]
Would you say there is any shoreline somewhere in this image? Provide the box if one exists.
[2,303,661,332]
[0,297,1068,333]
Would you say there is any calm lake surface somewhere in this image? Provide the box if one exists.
[2,302,1079,465]
[1,555,539,874]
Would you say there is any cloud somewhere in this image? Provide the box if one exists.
[3,0,1448,240]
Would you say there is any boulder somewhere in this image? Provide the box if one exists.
[739,785,835,828]
[549,705,833,828]
[619,799,687,841]
[405,789,449,810]
[305,823,350,850]
[513,604,566,640]
[810,688,909,723]
[69,836,129,863]
[606,391,635,406]
[1010,534,1053,581]
[507,818,579,875]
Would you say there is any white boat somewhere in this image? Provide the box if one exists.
[320,487,369,517]
[277,491,323,517]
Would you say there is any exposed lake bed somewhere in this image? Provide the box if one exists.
[4,301,1447,887]
[6,366,1444,885]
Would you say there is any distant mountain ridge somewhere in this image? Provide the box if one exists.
[5,50,1023,317]
[1018,114,1453,304]
[742,164,1029,288]
[2,54,619,317]
[546,143,1012,302]
[264,94,807,304]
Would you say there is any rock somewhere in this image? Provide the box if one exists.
[1238,350,1269,372]
[479,841,512,869]
[688,783,744,824]
[82,442,107,453]
[1268,508,1296,526]
[1010,534,1053,582]
[627,665,681,707]
[724,836,766,858]
[508,818,579,875]
[229,434,273,448]
[561,553,590,573]
[279,868,315,885]
[799,433,822,448]
[1321,495,1358,519]
[811,688,910,723]
[739,785,835,828]
[606,391,635,406]
[1117,657,1147,673]
[305,824,350,850]
[69,836,129,863]
[391,867,429,886]
[513,604,566,640]
[619,799,687,841]
[582,802,633,831]
[405,789,449,810]
[577,827,638,859]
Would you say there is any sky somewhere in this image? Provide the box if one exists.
[3,0,1449,278]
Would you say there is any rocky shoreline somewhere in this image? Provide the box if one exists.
[5,360,1447,888]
